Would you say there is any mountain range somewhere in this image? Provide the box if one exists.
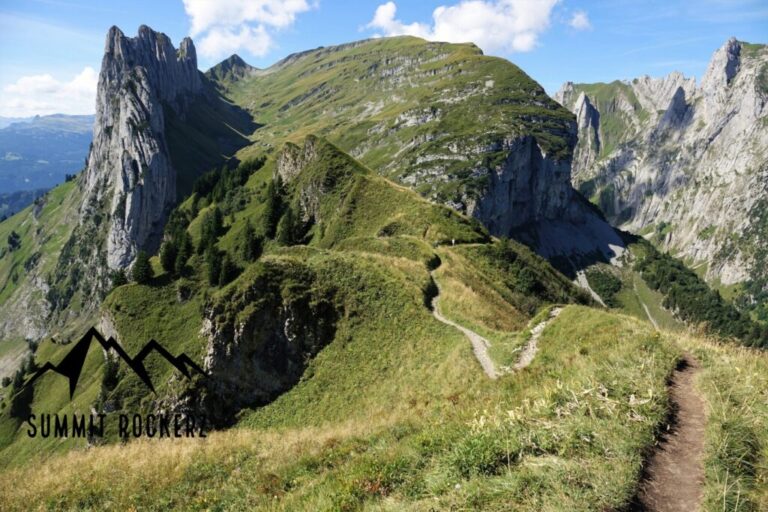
[0,25,766,511]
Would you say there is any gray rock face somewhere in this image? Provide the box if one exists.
[557,38,768,286]
[197,263,338,425]
[470,135,573,233]
[82,25,203,270]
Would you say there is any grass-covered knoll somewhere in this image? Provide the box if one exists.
[0,307,686,511]
[222,36,575,208]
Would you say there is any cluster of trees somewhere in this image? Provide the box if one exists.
[3,343,38,419]
[64,173,78,183]
[584,267,623,308]
[7,230,21,251]
[636,249,767,347]
[193,157,265,203]
[121,156,317,290]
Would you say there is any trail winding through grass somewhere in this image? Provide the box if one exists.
[512,307,563,371]
[429,263,563,379]
[634,355,705,511]
[429,270,499,379]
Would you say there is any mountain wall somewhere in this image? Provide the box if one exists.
[82,25,202,270]
[555,39,768,291]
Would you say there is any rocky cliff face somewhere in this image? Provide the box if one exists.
[556,38,768,287]
[195,262,339,425]
[82,25,202,270]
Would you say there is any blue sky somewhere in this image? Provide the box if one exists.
[0,0,766,117]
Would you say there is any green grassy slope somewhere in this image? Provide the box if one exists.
[0,137,765,511]
[223,36,575,207]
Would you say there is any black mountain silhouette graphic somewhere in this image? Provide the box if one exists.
[26,327,207,399]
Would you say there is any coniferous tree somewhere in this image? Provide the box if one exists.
[241,220,262,262]
[218,254,239,286]
[131,251,152,284]
[199,207,224,254]
[159,239,178,273]
[262,179,282,238]
[110,269,128,288]
[174,231,193,276]
[276,206,296,246]
[206,248,222,286]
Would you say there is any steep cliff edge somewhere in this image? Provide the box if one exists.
[556,39,768,303]
[46,26,253,319]
[0,26,254,343]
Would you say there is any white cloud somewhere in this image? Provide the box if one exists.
[366,0,560,54]
[182,0,314,59]
[0,67,98,117]
[569,10,591,30]
[198,25,273,58]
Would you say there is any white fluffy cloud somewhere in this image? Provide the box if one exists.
[569,10,591,30]
[182,0,314,59]
[366,0,560,53]
[0,67,98,117]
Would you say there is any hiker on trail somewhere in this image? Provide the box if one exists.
[452,238,455,246]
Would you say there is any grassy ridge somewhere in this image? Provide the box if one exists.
[0,307,683,511]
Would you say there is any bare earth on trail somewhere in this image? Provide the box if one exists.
[512,307,563,371]
[634,355,706,512]
[429,268,563,379]
[430,271,499,379]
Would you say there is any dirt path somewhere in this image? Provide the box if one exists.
[429,272,498,379]
[512,307,562,371]
[633,355,705,512]
[575,270,606,307]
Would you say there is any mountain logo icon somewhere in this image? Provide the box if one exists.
[25,326,208,399]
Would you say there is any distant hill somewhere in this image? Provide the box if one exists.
[0,114,93,194]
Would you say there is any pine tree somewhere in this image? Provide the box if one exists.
[206,248,222,286]
[110,269,128,288]
[262,179,282,238]
[174,231,193,276]
[131,250,152,284]
[199,207,223,254]
[159,239,178,273]
[218,254,239,286]
[276,206,296,246]
[241,220,262,262]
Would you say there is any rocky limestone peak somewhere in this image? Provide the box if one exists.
[657,86,691,131]
[701,37,741,93]
[574,92,599,131]
[81,25,205,271]
[630,72,696,113]
[553,81,575,106]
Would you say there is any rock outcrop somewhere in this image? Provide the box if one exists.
[82,25,203,270]
[556,38,768,288]
[196,262,339,425]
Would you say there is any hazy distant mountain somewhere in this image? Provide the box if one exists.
[0,114,93,194]
[0,117,32,130]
